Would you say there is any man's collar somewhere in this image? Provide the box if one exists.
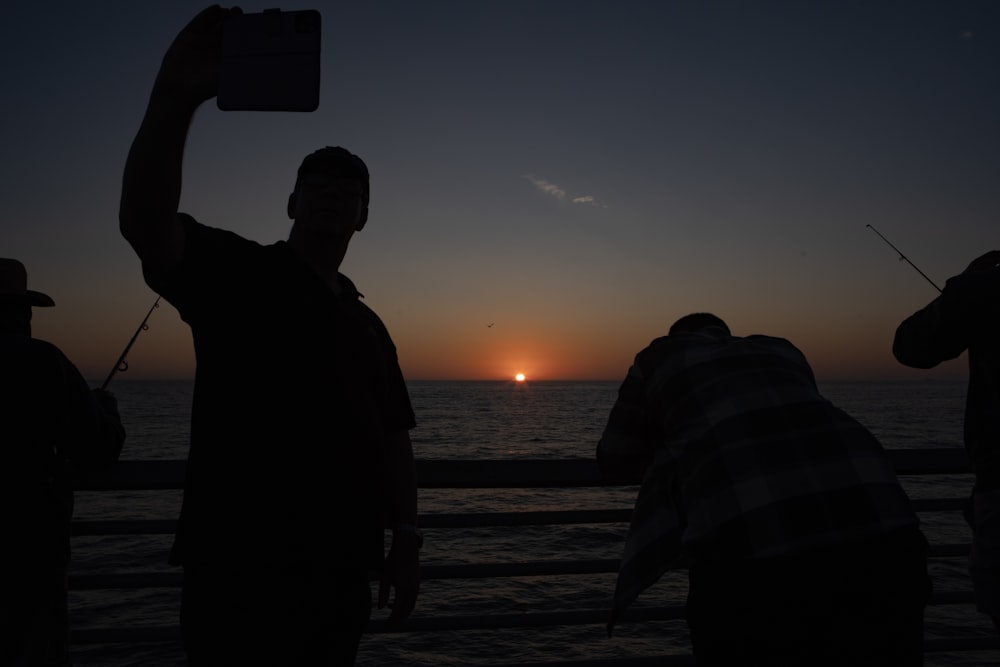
[336,273,363,299]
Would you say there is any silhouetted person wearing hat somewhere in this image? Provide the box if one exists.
[0,258,125,667]
[598,313,930,666]
[119,7,419,665]
[893,250,1000,633]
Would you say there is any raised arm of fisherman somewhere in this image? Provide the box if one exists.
[379,429,420,624]
[66,386,126,469]
[893,250,1000,369]
[21,341,126,469]
[119,6,241,281]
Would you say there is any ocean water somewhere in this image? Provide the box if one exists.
[68,379,999,666]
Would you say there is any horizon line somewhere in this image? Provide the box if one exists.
[92,376,969,384]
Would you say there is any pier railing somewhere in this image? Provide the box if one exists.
[70,448,1000,666]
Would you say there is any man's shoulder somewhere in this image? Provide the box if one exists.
[150,215,291,311]
[5,335,69,361]
[336,272,363,299]
[180,213,274,255]
[639,334,678,357]
[336,277,396,344]
[352,292,392,336]
[178,214,296,282]
[638,332,723,360]
[0,335,81,385]
[635,332,809,379]
[743,333,792,345]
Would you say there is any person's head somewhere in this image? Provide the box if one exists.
[287,146,370,234]
[0,258,54,335]
[668,312,730,336]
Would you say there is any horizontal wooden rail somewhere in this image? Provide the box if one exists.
[64,546,976,595]
[71,506,973,538]
[73,448,973,491]
[67,590,982,637]
[71,510,639,537]
[70,448,995,664]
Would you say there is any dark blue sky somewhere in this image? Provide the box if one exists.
[3,1,997,380]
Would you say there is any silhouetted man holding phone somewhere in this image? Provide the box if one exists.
[119,6,420,665]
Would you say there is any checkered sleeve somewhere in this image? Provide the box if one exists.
[607,455,685,635]
[597,362,657,483]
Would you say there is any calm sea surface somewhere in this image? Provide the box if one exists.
[69,379,998,666]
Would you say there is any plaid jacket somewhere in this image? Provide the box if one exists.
[597,328,919,631]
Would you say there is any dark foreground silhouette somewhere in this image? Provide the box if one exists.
[118,6,420,665]
[0,257,125,666]
[894,250,1000,634]
[599,312,931,666]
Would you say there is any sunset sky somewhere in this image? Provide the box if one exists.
[3,1,997,382]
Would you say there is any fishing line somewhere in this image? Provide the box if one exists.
[101,297,161,390]
[865,224,942,293]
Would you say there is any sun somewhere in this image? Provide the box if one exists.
[514,373,526,382]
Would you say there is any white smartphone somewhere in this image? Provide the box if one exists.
[217,9,321,112]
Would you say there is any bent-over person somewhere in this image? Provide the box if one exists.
[599,312,930,666]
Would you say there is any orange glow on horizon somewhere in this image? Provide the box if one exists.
[56,308,972,383]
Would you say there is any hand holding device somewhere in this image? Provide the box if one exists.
[217,9,321,112]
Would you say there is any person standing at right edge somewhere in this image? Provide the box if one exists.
[118,6,420,665]
[894,250,1000,633]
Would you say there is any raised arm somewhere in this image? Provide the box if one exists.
[119,6,238,277]
[893,251,1000,369]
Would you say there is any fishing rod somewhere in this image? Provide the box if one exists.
[865,224,942,293]
[100,296,161,390]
